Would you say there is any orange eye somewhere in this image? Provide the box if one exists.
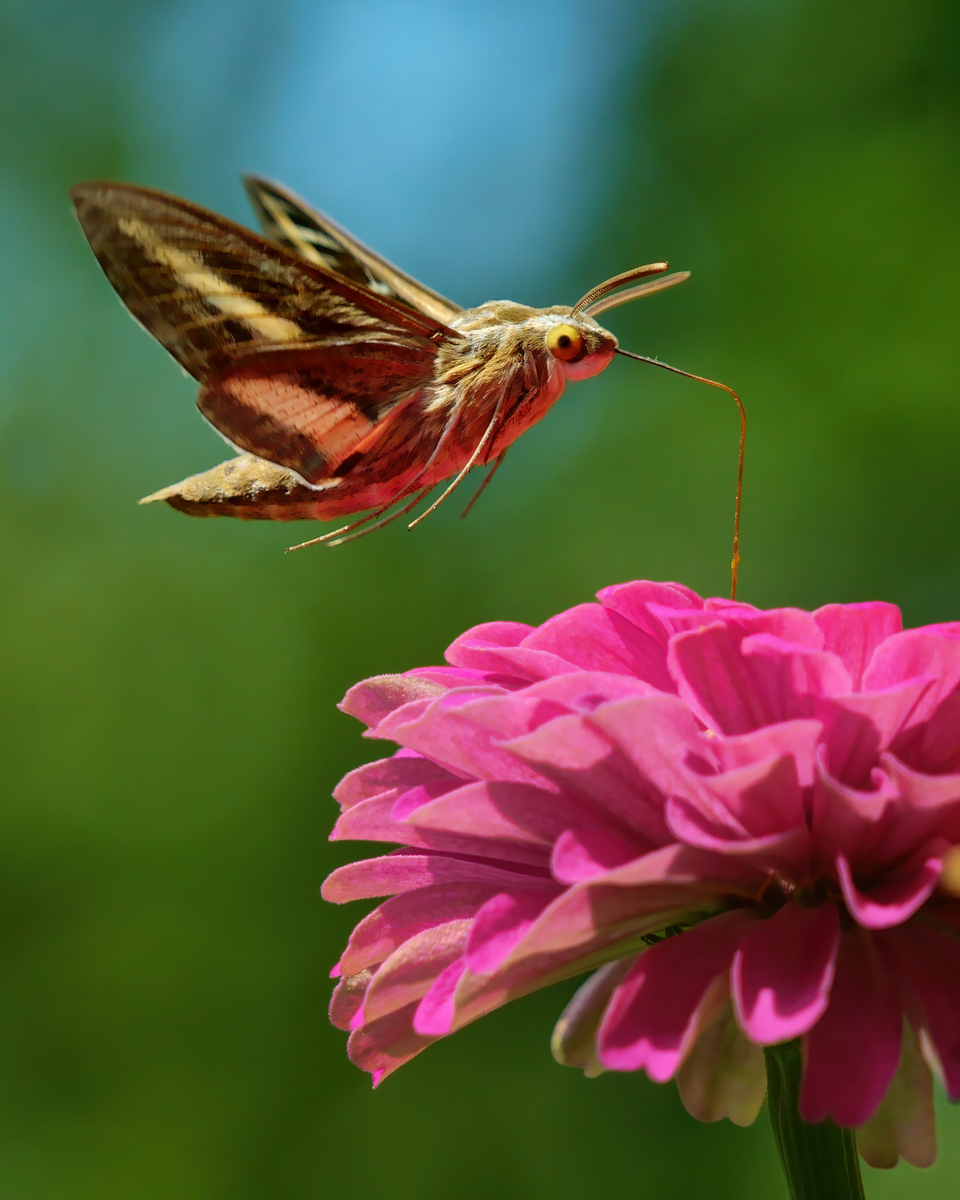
[547,323,585,362]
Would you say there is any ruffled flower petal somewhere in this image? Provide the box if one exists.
[322,851,554,903]
[340,674,448,731]
[359,919,473,1026]
[836,844,945,929]
[882,920,960,1098]
[550,958,637,1076]
[668,623,850,735]
[464,887,564,975]
[333,752,455,809]
[813,602,902,690]
[800,928,901,1125]
[322,576,960,1152]
[597,909,758,1078]
[855,1021,936,1169]
[522,603,677,692]
[731,900,840,1044]
[336,883,504,977]
[675,1003,767,1127]
[347,1002,436,1085]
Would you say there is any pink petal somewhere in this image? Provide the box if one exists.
[855,1021,936,1169]
[550,827,648,884]
[664,792,751,843]
[445,620,593,683]
[597,909,758,1078]
[836,844,945,929]
[706,719,823,788]
[817,678,932,787]
[894,682,960,775]
[406,779,573,846]
[583,692,706,806]
[337,882,503,977]
[657,604,824,648]
[665,795,812,877]
[493,844,760,965]
[812,747,901,864]
[408,664,520,689]
[516,670,659,709]
[360,919,472,1024]
[503,710,673,843]
[551,958,637,1075]
[695,753,806,836]
[813,602,902,690]
[413,957,467,1035]
[443,690,570,734]
[741,632,852,700]
[675,1003,767,1127]
[464,887,563,975]
[456,840,758,979]
[800,928,901,1125]
[333,753,455,810]
[448,642,581,683]
[448,846,761,1031]
[347,1001,435,1084]
[731,900,840,1044]
[322,852,555,903]
[340,674,447,730]
[391,777,461,819]
[596,580,704,640]
[878,753,960,851]
[668,623,850,736]
[374,696,556,787]
[331,792,550,869]
[881,920,960,1099]
[521,602,677,692]
[862,626,960,722]
[446,621,534,659]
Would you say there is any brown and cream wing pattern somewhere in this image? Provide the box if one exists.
[242,175,463,326]
[70,182,457,382]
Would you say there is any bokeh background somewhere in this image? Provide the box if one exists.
[2,0,959,1196]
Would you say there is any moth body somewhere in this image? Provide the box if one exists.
[71,177,679,537]
[145,300,617,523]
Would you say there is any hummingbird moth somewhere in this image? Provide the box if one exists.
[71,177,743,591]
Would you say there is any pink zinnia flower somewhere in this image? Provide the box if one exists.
[323,580,960,1168]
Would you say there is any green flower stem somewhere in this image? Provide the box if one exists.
[764,1041,865,1200]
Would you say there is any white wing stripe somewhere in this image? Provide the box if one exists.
[117,215,305,343]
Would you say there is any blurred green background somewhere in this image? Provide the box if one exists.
[1,0,959,1196]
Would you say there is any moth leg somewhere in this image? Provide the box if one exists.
[287,398,468,550]
[285,482,437,551]
[460,449,507,520]
[286,498,402,550]
[407,397,506,531]
[323,486,435,547]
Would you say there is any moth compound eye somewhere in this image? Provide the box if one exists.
[546,323,585,362]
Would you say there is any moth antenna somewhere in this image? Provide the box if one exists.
[583,271,690,318]
[571,263,670,317]
[407,398,506,531]
[460,450,507,520]
[615,348,745,601]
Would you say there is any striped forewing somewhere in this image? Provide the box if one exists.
[70,182,458,382]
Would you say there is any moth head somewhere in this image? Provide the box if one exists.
[543,313,617,380]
